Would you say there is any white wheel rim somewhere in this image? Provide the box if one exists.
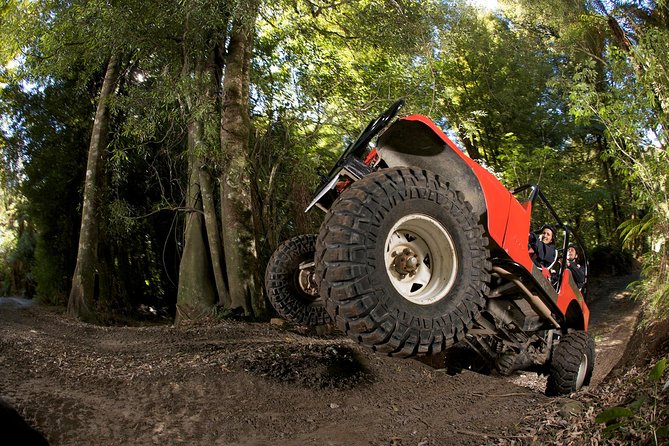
[384,214,458,305]
[575,353,588,390]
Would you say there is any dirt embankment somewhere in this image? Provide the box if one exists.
[0,274,645,446]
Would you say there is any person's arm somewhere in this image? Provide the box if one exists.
[534,242,556,268]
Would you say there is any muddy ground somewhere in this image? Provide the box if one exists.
[0,274,644,445]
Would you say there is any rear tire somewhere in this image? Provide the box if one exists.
[546,330,595,396]
[316,168,490,357]
[265,234,332,326]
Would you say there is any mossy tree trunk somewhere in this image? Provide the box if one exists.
[219,0,261,316]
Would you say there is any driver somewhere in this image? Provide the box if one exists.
[529,224,557,269]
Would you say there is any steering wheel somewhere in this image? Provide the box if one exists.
[326,98,405,178]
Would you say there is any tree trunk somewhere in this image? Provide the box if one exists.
[219,178,248,313]
[199,167,230,307]
[248,160,272,320]
[175,120,216,323]
[68,55,120,321]
[219,0,260,316]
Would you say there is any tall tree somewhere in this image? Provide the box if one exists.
[220,0,261,315]
[68,55,120,320]
[172,3,231,319]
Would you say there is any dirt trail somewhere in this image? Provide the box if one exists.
[0,274,639,446]
[586,274,642,386]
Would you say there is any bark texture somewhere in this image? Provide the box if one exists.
[175,120,216,323]
[68,55,120,321]
[219,0,260,316]
[199,167,230,307]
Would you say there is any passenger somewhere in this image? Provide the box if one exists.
[564,243,586,289]
[529,224,557,269]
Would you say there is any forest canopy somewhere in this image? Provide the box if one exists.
[0,0,666,322]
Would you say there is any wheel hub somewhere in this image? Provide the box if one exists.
[391,248,421,277]
[384,214,458,305]
[297,261,319,297]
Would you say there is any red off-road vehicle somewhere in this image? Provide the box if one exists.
[265,99,594,396]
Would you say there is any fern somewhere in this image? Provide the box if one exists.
[618,213,658,249]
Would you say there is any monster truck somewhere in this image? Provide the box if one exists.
[265,99,594,396]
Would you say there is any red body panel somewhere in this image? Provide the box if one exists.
[502,199,535,271]
[401,115,533,267]
[558,269,590,330]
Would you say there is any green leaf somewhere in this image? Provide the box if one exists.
[595,407,634,424]
[650,358,667,383]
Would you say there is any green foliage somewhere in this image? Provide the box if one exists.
[254,0,430,138]
[620,213,658,249]
[425,4,565,167]
[0,76,92,302]
[596,358,669,444]
[0,1,186,312]
[630,246,669,319]
[252,0,440,247]
[32,238,68,305]
[0,0,666,320]
[580,6,669,313]
[0,195,35,296]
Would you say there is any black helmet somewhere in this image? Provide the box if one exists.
[539,224,557,245]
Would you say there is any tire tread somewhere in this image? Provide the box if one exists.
[265,234,331,326]
[315,168,490,357]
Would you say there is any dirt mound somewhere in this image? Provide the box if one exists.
[240,343,374,390]
[616,315,669,371]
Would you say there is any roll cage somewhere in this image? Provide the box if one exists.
[511,183,589,298]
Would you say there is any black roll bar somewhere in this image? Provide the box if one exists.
[510,184,589,297]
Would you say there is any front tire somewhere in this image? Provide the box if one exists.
[316,168,490,357]
[265,234,332,326]
[546,330,595,396]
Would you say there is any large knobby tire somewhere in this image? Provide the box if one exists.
[265,234,332,326]
[546,330,595,396]
[315,168,490,357]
